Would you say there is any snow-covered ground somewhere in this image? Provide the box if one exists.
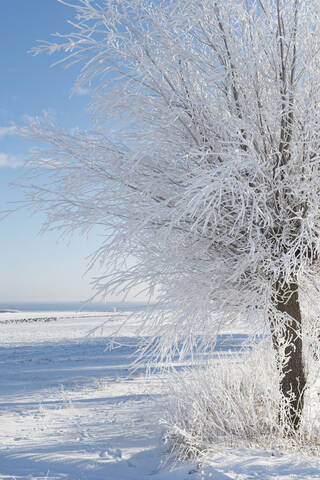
[0,312,320,479]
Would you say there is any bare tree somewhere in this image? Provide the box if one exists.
[24,0,320,432]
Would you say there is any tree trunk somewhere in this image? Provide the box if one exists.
[270,282,306,432]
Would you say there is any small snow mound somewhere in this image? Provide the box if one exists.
[99,447,122,460]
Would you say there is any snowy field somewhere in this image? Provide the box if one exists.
[1,312,320,479]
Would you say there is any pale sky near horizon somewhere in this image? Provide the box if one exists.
[0,0,144,304]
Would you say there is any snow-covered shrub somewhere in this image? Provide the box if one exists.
[162,338,320,460]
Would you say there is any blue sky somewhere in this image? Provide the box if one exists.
[0,0,139,304]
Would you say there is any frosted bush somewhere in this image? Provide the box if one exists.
[162,338,320,460]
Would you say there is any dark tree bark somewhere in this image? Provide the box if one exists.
[270,282,306,432]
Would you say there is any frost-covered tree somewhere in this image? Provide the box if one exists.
[25,0,320,431]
